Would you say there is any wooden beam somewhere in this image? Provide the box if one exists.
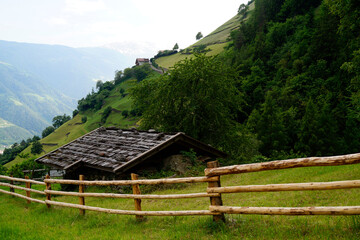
[0,175,45,185]
[45,200,219,216]
[25,176,31,204]
[207,180,360,193]
[131,173,143,221]
[0,189,45,204]
[44,176,218,186]
[45,175,51,209]
[205,153,360,176]
[207,161,225,222]
[44,190,219,199]
[0,182,45,195]
[210,205,360,215]
[79,175,85,215]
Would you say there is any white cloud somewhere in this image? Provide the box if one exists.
[48,17,68,26]
[65,0,107,15]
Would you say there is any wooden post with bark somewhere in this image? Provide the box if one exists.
[207,161,225,222]
[131,173,143,221]
[45,175,51,208]
[79,175,85,215]
[25,176,31,204]
[9,175,14,193]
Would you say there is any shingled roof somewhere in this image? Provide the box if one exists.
[36,127,227,174]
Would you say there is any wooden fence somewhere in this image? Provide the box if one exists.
[205,153,360,216]
[1,153,360,221]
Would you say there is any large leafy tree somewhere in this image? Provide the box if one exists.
[131,54,245,150]
[52,114,71,129]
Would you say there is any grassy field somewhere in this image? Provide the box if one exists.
[1,162,360,239]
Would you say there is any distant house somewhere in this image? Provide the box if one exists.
[35,127,227,180]
[135,58,150,66]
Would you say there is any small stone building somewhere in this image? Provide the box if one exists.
[36,127,227,180]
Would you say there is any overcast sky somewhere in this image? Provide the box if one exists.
[0,0,247,57]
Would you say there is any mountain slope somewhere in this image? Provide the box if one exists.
[0,40,133,99]
[5,78,141,167]
[155,1,254,69]
[0,117,32,147]
[0,62,76,135]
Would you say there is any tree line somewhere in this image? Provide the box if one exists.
[131,0,360,163]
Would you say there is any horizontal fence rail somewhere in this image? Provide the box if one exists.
[45,200,219,216]
[204,153,360,176]
[0,175,46,185]
[0,182,46,195]
[45,190,219,199]
[44,176,219,186]
[210,206,360,215]
[207,180,360,194]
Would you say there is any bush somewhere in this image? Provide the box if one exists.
[72,109,79,118]
[81,116,87,123]
[122,110,129,118]
[31,140,43,155]
[42,126,55,138]
[101,106,112,123]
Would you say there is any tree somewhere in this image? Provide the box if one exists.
[131,54,243,149]
[42,126,55,138]
[31,140,43,155]
[101,106,112,123]
[122,110,129,118]
[96,80,104,91]
[52,114,71,128]
[173,43,179,50]
[196,32,203,40]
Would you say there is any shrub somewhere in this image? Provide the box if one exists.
[122,110,129,118]
[81,116,87,123]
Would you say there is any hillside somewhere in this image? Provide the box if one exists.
[0,40,133,99]
[154,2,254,69]
[5,78,141,168]
[0,40,134,147]
[0,62,75,136]
[0,118,32,148]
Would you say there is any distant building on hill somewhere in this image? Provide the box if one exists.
[35,127,227,180]
[135,58,150,66]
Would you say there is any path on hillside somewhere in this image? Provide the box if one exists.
[150,63,168,74]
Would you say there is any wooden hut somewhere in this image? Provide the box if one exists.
[36,127,227,180]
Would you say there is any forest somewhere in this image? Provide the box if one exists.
[132,0,360,162]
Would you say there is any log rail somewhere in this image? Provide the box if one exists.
[205,153,360,216]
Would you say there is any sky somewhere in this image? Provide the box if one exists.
[0,0,247,57]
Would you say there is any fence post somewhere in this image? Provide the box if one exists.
[9,175,14,193]
[131,173,143,221]
[79,175,85,215]
[25,176,31,204]
[207,161,225,222]
[45,175,51,209]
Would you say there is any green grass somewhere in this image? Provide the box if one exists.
[1,163,360,239]
[155,43,229,69]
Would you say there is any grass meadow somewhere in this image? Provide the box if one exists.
[1,162,360,239]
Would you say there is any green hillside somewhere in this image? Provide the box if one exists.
[0,62,75,136]
[5,78,140,168]
[0,118,32,147]
[154,2,254,69]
